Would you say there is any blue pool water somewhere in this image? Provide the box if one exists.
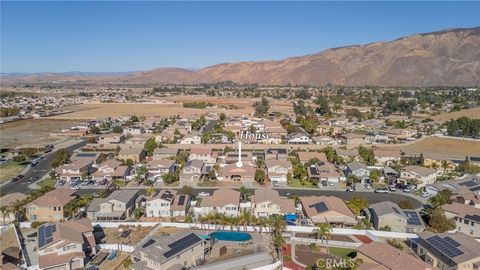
[209,231,252,242]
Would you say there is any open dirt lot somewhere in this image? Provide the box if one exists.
[0,119,84,148]
[380,136,480,159]
[102,226,153,245]
[431,107,480,122]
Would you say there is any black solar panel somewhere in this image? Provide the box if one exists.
[404,211,422,225]
[459,181,478,187]
[464,214,480,223]
[164,233,202,258]
[76,153,97,157]
[470,186,480,192]
[310,202,328,213]
[142,239,156,248]
[177,195,186,206]
[309,167,318,175]
[427,236,464,258]
[38,224,56,248]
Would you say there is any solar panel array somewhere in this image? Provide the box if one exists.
[310,202,328,213]
[164,233,202,258]
[404,210,422,225]
[177,195,185,206]
[459,181,478,187]
[470,186,480,192]
[309,167,318,175]
[77,153,97,157]
[38,224,56,248]
[427,236,464,258]
[464,214,480,223]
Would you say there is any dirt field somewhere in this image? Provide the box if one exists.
[431,107,480,122]
[0,119,84,148]
[380,136,480,159]
[0,162,26,184]
[102,226,153,245]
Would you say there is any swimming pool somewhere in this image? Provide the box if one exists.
[209,231,252,242]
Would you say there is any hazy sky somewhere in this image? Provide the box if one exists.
[1,1,479,73]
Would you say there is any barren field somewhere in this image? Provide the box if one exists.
[431,107,480,122]
[380,136,480,159]
[0,119,84,148]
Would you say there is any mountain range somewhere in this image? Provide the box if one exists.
[2,27,480,86]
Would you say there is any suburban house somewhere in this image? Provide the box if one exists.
[0,193,27,224]
[55,159,93,182]
[356,242,433,270]
[339,133,367,146]
[130,232,210,270]
[152,148,179,160]
[225,151,254,165]
[345,161,370,179]
[336,148,360,161]
[179,160,206,182]
[37,218,96,270]
[312,136,338,146]
[365,201,425,233]
[195,189,240,217]
[308,161,345,185]
[70,152,104,166]
[265,160,292,183]
[117,144,146,163]
[414,231,480,270]
[91,159,131,181]
[264,148,288,161]
[86,190,139,221]
[179,135,201,144]
[373,149,401,166]
[297,151,328,164]
[189,148,217,164]
[400,165,438,188]
[125,134,152,145]
[443,202,480,239]
[98,133,125,144]
[145,190,190,220]
[252,189,296,218]
[146,159,176,181]
[26,189,76,222]
[219,163,256,182]
[300,196,357,227]
[287,133,311,144]
[123,126,146,135]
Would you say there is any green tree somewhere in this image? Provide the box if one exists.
[51,148,70,168]
[90,126,101,134]
[144,137,158,156]
[358,146,376,166]
[255,169,266,185]
[398,200,413,209]
[239,186,250,202]
[253,97,270,116]
[428,189,453,208]
[315,223,332,243]
[428,208,455,233]
[112,126,123,133]
[162,172,177,184]
[347,195,369,215]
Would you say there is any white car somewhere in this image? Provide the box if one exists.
[198,192,210,197]
[420,191,431,198]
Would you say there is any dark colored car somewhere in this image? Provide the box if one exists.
[10,177,19,182]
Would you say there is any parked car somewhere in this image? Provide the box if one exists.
[198,192,210,197]
[421,191,431,198]
[346,187,355,192]
[364,183,372,189]
[403,186,414,193]
[272,181,279,187]
[284,192,293,197]
[388,184,397,192]
[10,176,19,183]
[374,188,389,194]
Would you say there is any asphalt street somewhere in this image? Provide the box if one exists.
[77,187,424,209]
[0,139,87,195]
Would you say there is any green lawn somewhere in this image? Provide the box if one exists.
[197,180,218,187]
[287,179,317,188]
[0,162,26,184]
[328,247,355,259]
[38,178,56,189]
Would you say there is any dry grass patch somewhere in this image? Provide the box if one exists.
[431,108,480,122]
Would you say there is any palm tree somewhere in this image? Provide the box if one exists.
[315,223,332,244]
[441,160,449,174]
[0,205,11,225]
